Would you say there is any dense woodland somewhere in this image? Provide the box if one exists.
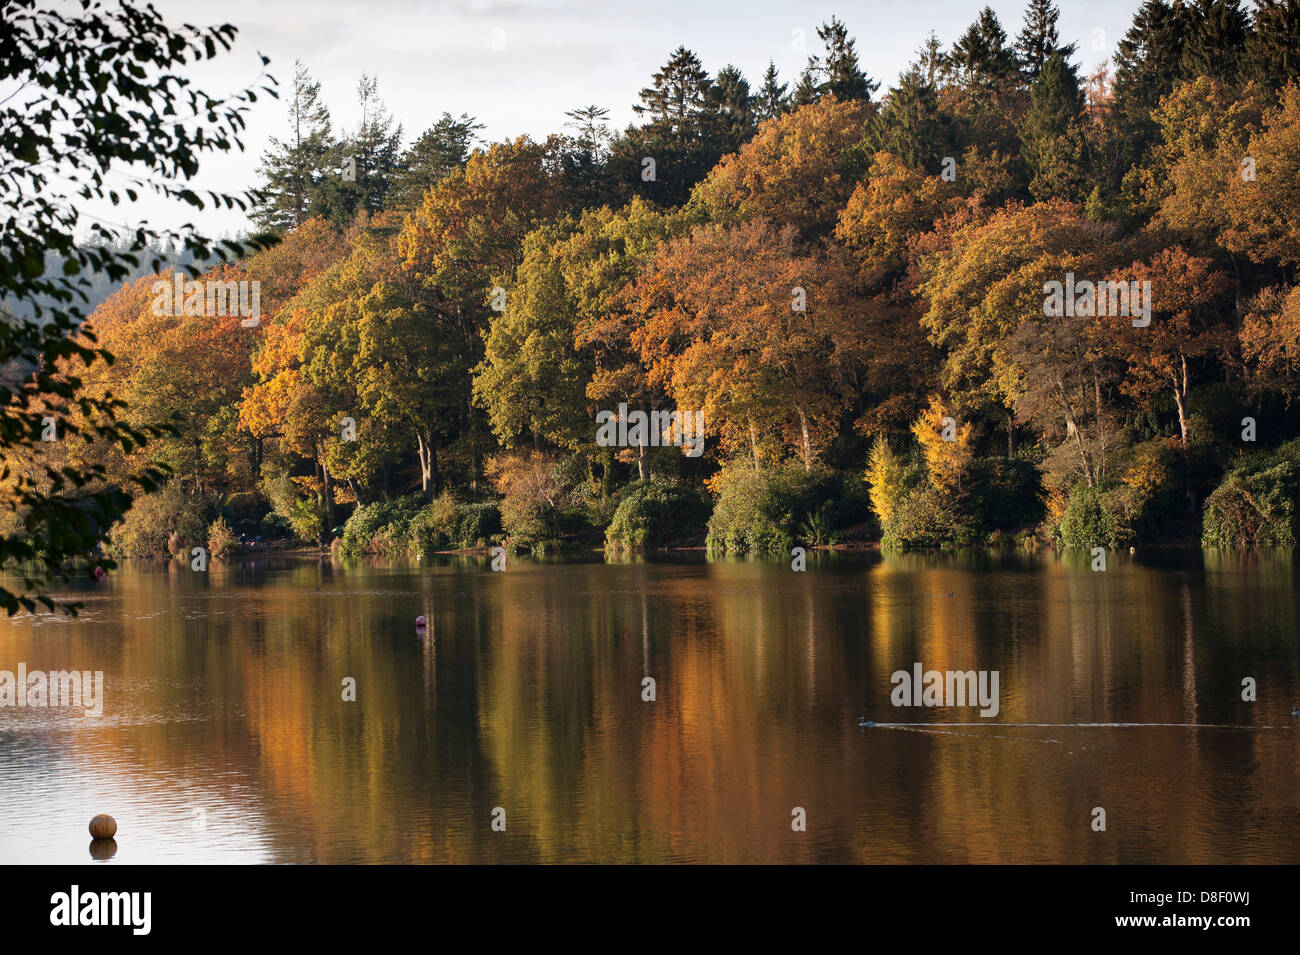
[23,0,1300,558]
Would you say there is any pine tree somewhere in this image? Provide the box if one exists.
[754,61,789,122]
[1246,0,1300,88]
[1015,0,1078,81]
[1180,0,1249,84]
[632,46,713,143]
[708,65,755,152]
[340,73,403,217]
[623,47,717,204]
[952,7,1021,89]
[792,17,878,105]
[917,32,951,88]
[1113,0,1185,115]
[253,60,337,233]
[559,105,615,208]
[865,67,952,171]
[392,113,483,210]
[1020,51,1088,200]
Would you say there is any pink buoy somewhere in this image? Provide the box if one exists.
[415,615,427,631]
[92,566,105,582]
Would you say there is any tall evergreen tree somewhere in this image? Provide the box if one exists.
[793,17,878,105]
[341,73,403,217]
[708,64,755,153]
[952,7,1021,89]
[632,46,713,141]
[392,112,483,210]
[1246,0,1300,88]
[864,67,953,172]
[621,47,718,204]
[754,61,790,122]
[559,105,616,207]
[253,60,337,232]
[1180,0,1249,84]
[1113,0,1185,117]
[1020,51,1089,200]
[917,31,951,87]
[1015,0,1078,81]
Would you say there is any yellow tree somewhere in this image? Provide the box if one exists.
[688,95,872,241]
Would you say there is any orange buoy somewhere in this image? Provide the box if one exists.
[89,814,117,840]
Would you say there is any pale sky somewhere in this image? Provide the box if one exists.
[76,0,1146,239]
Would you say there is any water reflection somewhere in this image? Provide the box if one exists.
[0,550,1295,863]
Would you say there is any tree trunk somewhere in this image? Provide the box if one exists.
[636,437,648,482]
[416,431,434,500]
[749,419,760,470]
[796,406,812,473]
[1173,356,1191,449]
[1006,410,1014,459]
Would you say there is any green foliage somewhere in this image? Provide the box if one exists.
[1202,443,1300,548]
[881,458,1041,549]
[605,481,709,550]
[1057,483,1120,549]
[340,494,424,555]
[107,482,214,559]
[881,484,960,550]
[260,469,326,544]
[954,459,1046,538]
[706,464,869,553]
[407,492,503,552]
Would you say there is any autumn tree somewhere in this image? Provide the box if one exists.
[624,219,869,471]
[689,96,872,241]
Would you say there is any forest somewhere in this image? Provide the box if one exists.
[17,0,1300,561]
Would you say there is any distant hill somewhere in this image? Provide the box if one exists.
[0,240,220,325]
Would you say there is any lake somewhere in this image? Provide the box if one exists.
[0,550,1296,864]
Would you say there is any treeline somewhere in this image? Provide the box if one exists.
[33,0,1300,558]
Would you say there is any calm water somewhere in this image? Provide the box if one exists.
[0,550,1296,864]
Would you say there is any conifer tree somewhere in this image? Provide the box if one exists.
[391,113,483,210]
[1246,0,1300,88]
[952,7,1020,89]
[792,17,878,105]
[754,61,790,122]
[340,73,403,217]
[1015,0,1077,81]
[253,60,337,232]
[1180,0,1249,84]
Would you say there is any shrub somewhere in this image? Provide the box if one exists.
[260,468,325,543]
[953,458,1045,541]
[1202,449,1300,548]
[340,495,424,555]
[207,516,238,559]
[881,484,959,549]
[1057,483,1119,549]
[407,493,504,553]
[485,451,573,547]
[606,481,709,550]
[706,463,869,553]
[108,481,213,559]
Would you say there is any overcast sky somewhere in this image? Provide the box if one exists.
[79,0,1145,239]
